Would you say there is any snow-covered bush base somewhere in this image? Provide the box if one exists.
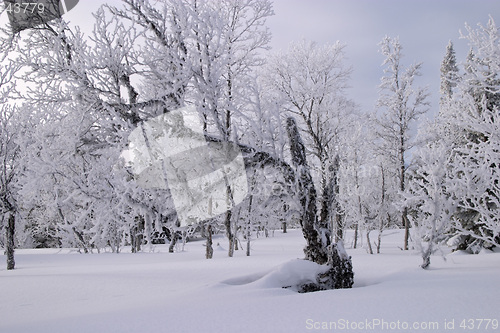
[226,256,353,293]
[254,259,329,292]
[300,242,354,292]
[229,242,355,293]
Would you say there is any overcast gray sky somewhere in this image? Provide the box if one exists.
[4,0,500,117]
[267,0,500,117]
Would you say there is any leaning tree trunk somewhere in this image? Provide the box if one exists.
[319,165,334,246]
[73,227,89,254]
[286,117,354,292]
[6,212,15,270]
[366,229,374,255]
[286,117,328,265]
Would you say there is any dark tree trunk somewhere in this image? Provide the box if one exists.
[281,201,288,234]
[403,208,410,251]
[353,223,359,249]
[131,215,145,253]
[234,208,241,251]
[421,248,431,269]
[283,117,354,292]
[377,227,383,254]
[376,164,387,254]
[319,156,343,243]
[168,219,180,253]
[286,117,328,265]
[335,214,344,243]
[332,157,344,243]
[225,209,234,257]
[320,156,342,245]
[353,151,361,249]
[73,227,89,254]
[400,132,410,250]
[6,212,15,270]
[206,224,213,259]
[319,173,333,245]
[130,227,138,253]
[246,186,254,256]
[223,171,236,257]
[300,241,354,293]
[319,164,332,231]
[168,232,177,253]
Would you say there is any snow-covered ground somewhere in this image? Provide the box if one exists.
[1,229,499,333]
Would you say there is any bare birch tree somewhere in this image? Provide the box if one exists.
[375,36,429,250]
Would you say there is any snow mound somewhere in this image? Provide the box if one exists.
[255,259,329,291]
[221,259,329,291]
[221,271,269,286]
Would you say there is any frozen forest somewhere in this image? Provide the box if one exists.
[1,0,500,273]
[0,1,500,331]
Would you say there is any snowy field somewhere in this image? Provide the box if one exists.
[1,229,499,333]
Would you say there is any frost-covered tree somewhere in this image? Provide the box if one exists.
[339,114,398,254]
[194,0,273,137]
[337,128,364,248]
[404,142,455,268]
[286,116,353,291]
[286,117,325,263]
[265,39,357,243]
[112,0,274,257]
[461,18,500,114]
[8,0,283,256]
[338,116,372,249]
[375,36,430,250]
[108,0,192,114]
[229,73,294,255]
[0,106,21,269]
[8,8,173,252]
[450,104,500,251]
[0,34,22,267]
[441,17,500,253]
[185,0,274,256]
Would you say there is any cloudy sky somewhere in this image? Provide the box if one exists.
[4,0,500,117]
[267,0,500,116]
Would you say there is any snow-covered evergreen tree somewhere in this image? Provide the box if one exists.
[448,96,500,252]
[440,41,459,107]
[443,17,500,252]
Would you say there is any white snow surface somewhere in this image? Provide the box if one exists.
[1,229,499,333]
